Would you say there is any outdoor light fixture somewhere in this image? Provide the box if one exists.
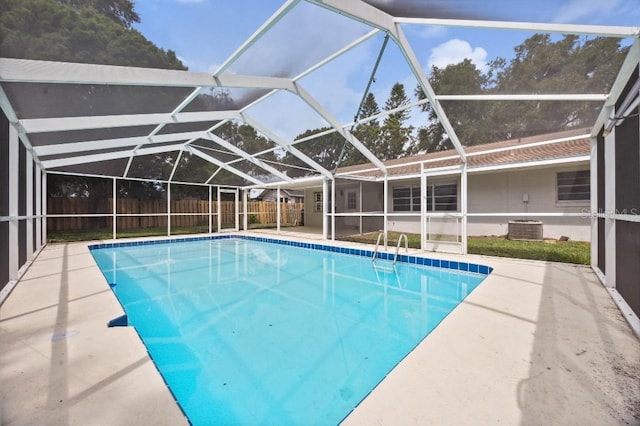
[604,79,640,135]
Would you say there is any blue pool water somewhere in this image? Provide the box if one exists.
[90,236,489,425]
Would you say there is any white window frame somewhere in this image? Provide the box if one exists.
[314,191,323,212]
[346,191,357,210]
[392,182,458,212]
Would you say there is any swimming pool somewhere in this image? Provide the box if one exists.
[90,235,490,425]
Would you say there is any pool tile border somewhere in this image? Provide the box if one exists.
[89,235,493,276]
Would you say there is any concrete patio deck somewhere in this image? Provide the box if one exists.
[1,232,638,425]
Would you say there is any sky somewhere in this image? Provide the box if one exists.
[133,0,640,139]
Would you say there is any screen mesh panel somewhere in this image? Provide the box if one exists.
[172,153,218,184]
[210,121,280,155]
[127,151,181,180]
[50,158,129,177]
[0,113,8,217]
[2,82,193,119]
[183,88,272,112]
[255,152,319,179]
[208,169,254,187]
[47,174,112,215]
[28,126,157,147]
[156,121,217,135]
[227,1,371,78]
[117,179,167,216]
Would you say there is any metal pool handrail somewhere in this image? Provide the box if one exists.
[372,231,386,264]
[393,234,408,265]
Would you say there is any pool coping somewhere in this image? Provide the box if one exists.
[88,234,493,276]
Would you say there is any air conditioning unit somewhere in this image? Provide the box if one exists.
[508,220,543,241]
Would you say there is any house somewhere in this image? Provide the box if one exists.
[303,128,591,243]
[251,188,304,204]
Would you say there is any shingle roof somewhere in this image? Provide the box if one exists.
[337,127,591,179]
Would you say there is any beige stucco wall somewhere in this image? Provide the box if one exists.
[466,164,590,240]
[303,163,591,241]
[387,164,591,241]
[304,181,384,231]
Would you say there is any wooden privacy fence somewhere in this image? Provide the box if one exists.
[245,201,303,226]
[47,198,304,231]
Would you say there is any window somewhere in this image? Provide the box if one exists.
[433,183,457,211]
[393,185,418,211]
[392,183,457,212]
[314,192,322,212]
[557,170,590,202]
[347,191,356,210]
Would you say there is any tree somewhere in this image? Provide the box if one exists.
[486,34,628,138]
[352,92,382,162]
[209,121,278,181]
[380,83,413,160]
[187,88,237,111]
[414,59,489,152]
[282,127,346,173]
[411,34,628,151]
[0,0,184,69]
[2,0,196,197]
[59,0,141,28]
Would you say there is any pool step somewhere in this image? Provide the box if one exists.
[372,260,396,273]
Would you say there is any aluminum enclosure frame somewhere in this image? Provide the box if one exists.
[1,0,639,317]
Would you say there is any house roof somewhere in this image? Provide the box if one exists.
[251,188,304,199]
[281,189,304,197]
[336,127,591,179]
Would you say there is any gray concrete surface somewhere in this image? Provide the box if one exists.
[1,234,638,425]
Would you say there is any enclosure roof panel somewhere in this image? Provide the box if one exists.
[0,0,638,186]
[0,58,294,89]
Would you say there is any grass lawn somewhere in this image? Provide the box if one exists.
[47,223,299,243]
[342,231,590,265]
[467,236,590,265]
[49,228,590,265]
[47,227,209,242]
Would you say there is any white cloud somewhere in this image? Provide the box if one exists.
[553,0,621,23]
[427,39,488,72]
